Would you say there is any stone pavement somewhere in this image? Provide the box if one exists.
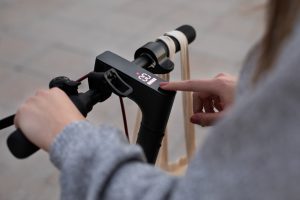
[0,0,265,199]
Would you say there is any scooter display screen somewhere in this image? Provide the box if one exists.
[136,72,157,86]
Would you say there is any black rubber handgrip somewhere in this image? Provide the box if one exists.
[7,129,39,159]
[165,25,196,52]
[176,24,196,44]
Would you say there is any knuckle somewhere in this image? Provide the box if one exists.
[215,77,229,88]
[215,73,227,78]
[51,87,63,94]
[214,77,225,86]
[186,79,193,84]
[35,89,48,96]
[51,87,59,92]
[24,96,35,104]
[215,72,229,80]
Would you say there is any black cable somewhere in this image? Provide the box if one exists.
[119,97,129,141]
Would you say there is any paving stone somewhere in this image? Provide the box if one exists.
[23,44,93,79]
[0,32,47,66]
[210,6,265,42]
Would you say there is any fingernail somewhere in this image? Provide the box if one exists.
[159,82,168,87]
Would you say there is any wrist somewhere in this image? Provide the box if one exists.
[45,117,85,151]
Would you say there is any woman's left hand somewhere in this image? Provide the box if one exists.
[14,88,85,151]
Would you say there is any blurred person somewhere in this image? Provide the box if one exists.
[14,0,300,199]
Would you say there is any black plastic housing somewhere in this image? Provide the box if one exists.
[94,51,176,163]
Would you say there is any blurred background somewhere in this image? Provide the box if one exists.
[0,0,265,199]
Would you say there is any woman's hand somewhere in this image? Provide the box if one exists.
[14,88,85,151]
[160,73,237,127]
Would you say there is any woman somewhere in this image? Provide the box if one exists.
[14,0,300,199]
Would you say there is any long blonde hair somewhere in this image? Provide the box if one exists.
[253,0,300,82]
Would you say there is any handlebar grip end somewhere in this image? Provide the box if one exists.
[7,129,39,159]
[176,24,196,44]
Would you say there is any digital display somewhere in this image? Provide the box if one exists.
[136,72,157,85]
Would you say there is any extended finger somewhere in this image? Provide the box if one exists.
[160,79,218,93]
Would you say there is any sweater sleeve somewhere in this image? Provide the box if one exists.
[49,122,178,200]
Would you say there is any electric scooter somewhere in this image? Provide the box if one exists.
[0,25,196,164]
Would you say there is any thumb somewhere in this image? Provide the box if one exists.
[190,112,223,127]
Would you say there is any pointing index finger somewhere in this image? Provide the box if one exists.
[160,79,217,93]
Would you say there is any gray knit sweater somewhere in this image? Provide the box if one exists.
[50,21,300,200]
